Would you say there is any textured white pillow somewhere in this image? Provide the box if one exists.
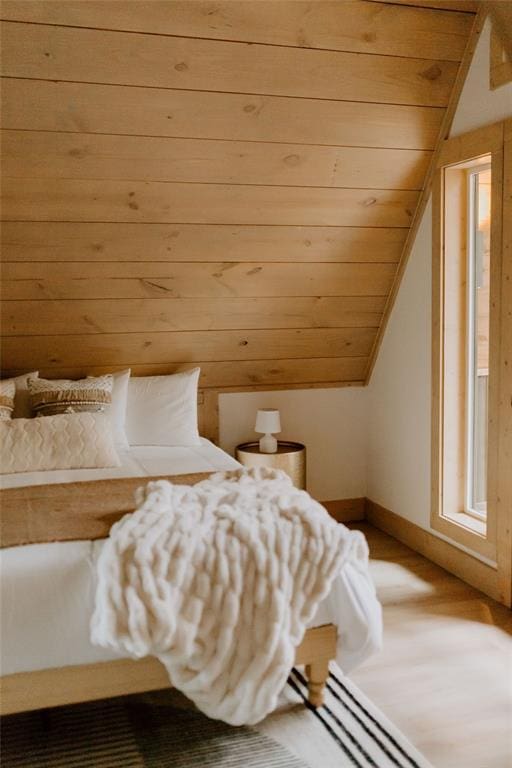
[0,412,120,474]
[0,371,39,418]
[109,369,131,449]
[126,368,201,446]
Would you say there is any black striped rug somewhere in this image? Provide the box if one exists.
[1,667,431,768]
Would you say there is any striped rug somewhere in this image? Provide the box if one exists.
[1,666,431,768]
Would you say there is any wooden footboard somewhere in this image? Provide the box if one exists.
[0,624,336,716]
[0,472,213,548]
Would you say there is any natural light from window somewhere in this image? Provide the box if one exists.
[466,166,491,521]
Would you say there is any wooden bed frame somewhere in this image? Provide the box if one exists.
[0,624,337,716]
[0,391,338,715]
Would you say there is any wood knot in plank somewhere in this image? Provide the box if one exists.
[420,64,442,81]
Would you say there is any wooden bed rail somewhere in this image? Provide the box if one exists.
[0,624,336,715]
[0,472,212,548]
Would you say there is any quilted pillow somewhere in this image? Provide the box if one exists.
[29,375,113,417]
[0,412,120,474]
[0,379,15,420]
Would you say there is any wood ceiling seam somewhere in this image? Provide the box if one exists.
[0,19,468,63]
[3,355,371,364]
[0,75,449,111]
[1,356,375,365]
[0,75,453,110]
[0,296,390,302]
[0,221,413,229]
[3,327,382,337]
[0,126,440,154]
[0,179,427,193]
[0,262,401,266]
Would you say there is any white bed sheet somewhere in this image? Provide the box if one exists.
[0,438,240,489]
[0,441,382,678]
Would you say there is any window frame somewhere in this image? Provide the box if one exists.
[490,27,512,91]
[431,121,505,563]
[465,163,491,522]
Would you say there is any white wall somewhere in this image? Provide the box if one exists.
[219,387,367,502]
[366,200,432,527]
[367,18,512,544]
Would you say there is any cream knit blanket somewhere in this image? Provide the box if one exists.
[91,467,363,725]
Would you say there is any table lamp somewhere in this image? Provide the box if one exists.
[255,408,281,453]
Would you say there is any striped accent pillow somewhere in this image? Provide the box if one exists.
[0,379,15,421]
[29,375,113,417]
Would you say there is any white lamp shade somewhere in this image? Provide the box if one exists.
[255,408,281,434]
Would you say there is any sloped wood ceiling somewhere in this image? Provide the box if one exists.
[0,0,476,389]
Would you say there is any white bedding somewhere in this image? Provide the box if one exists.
[0,438,240,489]
[0,440,381,678]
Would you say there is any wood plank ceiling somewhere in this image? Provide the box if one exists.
[0,0,477,390]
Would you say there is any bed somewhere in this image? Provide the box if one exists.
[0,384,382,719]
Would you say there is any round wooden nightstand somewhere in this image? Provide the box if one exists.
[235,441,306,490]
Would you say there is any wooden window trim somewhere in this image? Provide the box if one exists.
[432,121,507,564]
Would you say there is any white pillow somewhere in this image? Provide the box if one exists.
[110,369,131,449]
[0,412,120,474]
[0,371,39,418]
[126,368,201,447]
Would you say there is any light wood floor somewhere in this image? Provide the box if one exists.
[349,523,512,768]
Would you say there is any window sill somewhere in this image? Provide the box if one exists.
[444,510,486,537]
[432,509,496,561]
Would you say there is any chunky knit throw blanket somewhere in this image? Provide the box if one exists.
[91,467,363,725]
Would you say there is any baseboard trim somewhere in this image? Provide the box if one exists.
[322,498,365,522]
[365,499,501,603]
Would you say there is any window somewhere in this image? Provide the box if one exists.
[466,166,491,520]
[490,28,512,90]
[431,121,509,563]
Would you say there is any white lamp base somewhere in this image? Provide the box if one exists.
[259,433,277,454]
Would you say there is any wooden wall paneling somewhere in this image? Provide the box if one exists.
[0,223,407,264]
[1,264,397,301]
[1,297,385,336]
[199,388,219,445]
[368,0,479,13]
[0,79,444,151]
[1,358,370,390]
[1,130,431,191]
[0,328,378,370]
[2,261,397,296]
[0,4,474,393]
[365,8,484,382]
[1,178,419,227]
[496,118,512,606]
[0,22,459,106]
[0,0,474,61]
